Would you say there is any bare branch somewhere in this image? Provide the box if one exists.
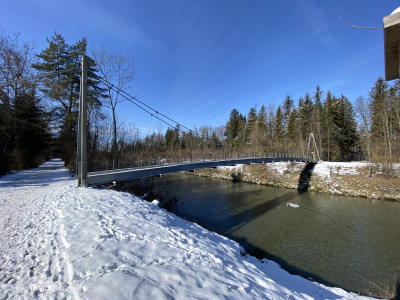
[338,16,383,30]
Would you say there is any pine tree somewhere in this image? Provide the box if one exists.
[225,109,241,149]
[0,31,50,173]
[14,90,50,168]
[323,91,335,161]
[333,95,357,161]
[369,77,392,167]
[286,108,297,141]
[245,106,257,147]
[32,32,105,166]
[165,127,180,152]
[235,115,246,152]
[302,92,314,138]
[313,86,323,154]
[274,106,285,143]
[210,131,220,149]
[32,32,70,111]
[282,94,293,130]
[257,105,267,130]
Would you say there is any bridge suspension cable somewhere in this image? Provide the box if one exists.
[99,78,216,144]
[0,68,80,88]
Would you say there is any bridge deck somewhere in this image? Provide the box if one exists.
[85,157,315,186]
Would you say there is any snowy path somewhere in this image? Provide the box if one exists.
[0,159,374,299]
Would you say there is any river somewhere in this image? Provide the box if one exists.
[153,173,400,294]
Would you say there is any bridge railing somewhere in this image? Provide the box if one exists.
[86,152,313,173]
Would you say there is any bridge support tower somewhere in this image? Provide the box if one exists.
[76,55,88,187]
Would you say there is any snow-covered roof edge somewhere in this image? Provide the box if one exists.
[391,7,400,15]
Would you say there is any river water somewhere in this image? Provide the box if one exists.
[155,173,400,294]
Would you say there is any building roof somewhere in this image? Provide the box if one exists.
[384,8,400,81]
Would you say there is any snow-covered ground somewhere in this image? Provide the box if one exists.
[0,159,375,299]
[312,162,370,179]
[221,161,373,177]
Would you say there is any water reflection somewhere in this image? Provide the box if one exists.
[156,173,400,294]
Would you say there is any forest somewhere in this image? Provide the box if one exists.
[1,30,400,176]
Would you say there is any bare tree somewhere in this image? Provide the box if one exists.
[355,96,373,175]
[0,31,36,101]
[91,46,135,167]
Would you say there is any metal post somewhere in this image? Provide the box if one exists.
[203,154,205,162]
[80,55,88,187]
[76,80,82,184]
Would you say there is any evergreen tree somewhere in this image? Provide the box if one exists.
[313,85,323,153]
[274,106,285,143]
[257,105,267,130]
[32,32,105,166]
[302,92,314,138]
[14,91,50,168]
[282,94,293,129]
[323,91,335,161]
[165,127,179,152]
[246,107,257,131]
[0,31,50,173]
[210,131,220,149]
[369,77,392,166]
[32,32,70,111]
[235,115,246,151]
[245,106,257,147]
[286,108,297,141]
[225,109,241,149]
[332,95,357,161]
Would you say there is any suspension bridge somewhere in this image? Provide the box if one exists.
[85,155,315,186]
[73,55,319,187]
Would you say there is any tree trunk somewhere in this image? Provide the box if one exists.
[112,107,118,168]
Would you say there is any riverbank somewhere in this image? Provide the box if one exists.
[0,159,376,299]
[186,161,400,201]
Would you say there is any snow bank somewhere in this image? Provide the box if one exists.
[313,162,370,179]
[0,160,374,299]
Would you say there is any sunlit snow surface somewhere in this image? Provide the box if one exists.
[0,160,375,299]
[391,7,400,14]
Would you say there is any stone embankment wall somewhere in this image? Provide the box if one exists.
[186,161,400,201]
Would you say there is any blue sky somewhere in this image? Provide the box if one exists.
[1,0,398,135]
